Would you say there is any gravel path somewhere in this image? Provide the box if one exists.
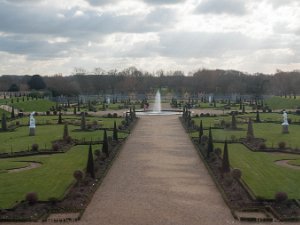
[7,162,41,173]
[275,159,300,170]
[79,115,234,225]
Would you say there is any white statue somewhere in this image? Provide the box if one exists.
[282,111,289,125]
[29,112,36,128]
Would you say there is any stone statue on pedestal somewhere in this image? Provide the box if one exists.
[29,112,36,136]
[282,110,289,134]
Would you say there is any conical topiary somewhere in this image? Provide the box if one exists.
[1,113,7,131]
[221,141,230,174]
[86,144,95,179]
[81,112,86,130]
[102,129,109,157]
[199,120,203,143]
[231,113,237,129]
[11,106,15,119]
[58,112,62,124]
[207,127,214,159]
[63,123,69,141]
[256,110,260,122]
[113,121,118,141]
[246,118,254,141]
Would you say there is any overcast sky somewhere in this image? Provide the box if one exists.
[0,0,299,75]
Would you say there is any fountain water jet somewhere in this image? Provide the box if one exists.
[134,89,182,116]
[153,90,161,113]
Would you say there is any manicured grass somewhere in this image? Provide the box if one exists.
[10,99,56,112]
[0,145,100,208]
[0,123,127,153]
[0,98,56,112]
[0,161,30,171]
[265,96,300,110]
[215,143,300,199]
[0,108,10,117]
[191,113,300,148]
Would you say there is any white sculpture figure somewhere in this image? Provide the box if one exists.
[29,112,36,128]
[282,111,289,125]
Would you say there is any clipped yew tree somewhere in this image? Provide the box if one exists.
[102,129,109,157]
[63,123,69,141]
[207,128,214,159]
[256,110,261,122]
[11,106,15,119]
[246,118,254,141]
[86,144,95,179]
[221,141,230,174]
[231,113,237,129]
[1,113,7,131]
[58,112,62,124]
[113,121,118,141]
[198,120,203,143]
[81,112,86,130]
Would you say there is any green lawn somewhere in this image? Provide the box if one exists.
[0,98,56,112]
[192,113,300,148]
[0,161,30,171]
[265,96,300,110]
[0,123,127,153]
[0,108,10,117]
[10,99,56,112]
[215,143,300,199]
[0,145,100,208]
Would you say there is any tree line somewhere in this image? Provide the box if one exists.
[1,68,300,97]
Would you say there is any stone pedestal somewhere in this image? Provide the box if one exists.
[282,125,289,134]
[29,127,35,136]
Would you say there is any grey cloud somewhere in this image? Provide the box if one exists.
[195,0,247,15]
[143,0,185,5]
[145,7,177,28]
[158,31,254,58]
[265,0,299,8]
[0,34,72,58]
[84,0,118,6]
[0,2,173,37]
[85,0,185,6]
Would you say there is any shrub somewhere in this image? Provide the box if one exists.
[94,149,101,158]
[275,192,288,203]
[113,113,118,118]
[73,170,84,183]
[52,143,59,151]
[31,143,39,152]
[48,197,59,205]
[25,192,38,205]
[278,141,286,149]
[200,135,208,144]
[214,147,222,157]
[223,176,233,187]
[107,113,112,118]
[231,168,242,180]
[259,143,266,150]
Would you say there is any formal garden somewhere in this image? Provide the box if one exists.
[0,97,138,222]
[2,91,300,222]
[180,98,300,221]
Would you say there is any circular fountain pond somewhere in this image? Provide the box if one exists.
[135,90,182,116]
[135,110,182,116]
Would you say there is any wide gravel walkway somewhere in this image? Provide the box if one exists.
[79,115,234,225]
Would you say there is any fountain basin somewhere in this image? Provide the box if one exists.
[135,109,182,116]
